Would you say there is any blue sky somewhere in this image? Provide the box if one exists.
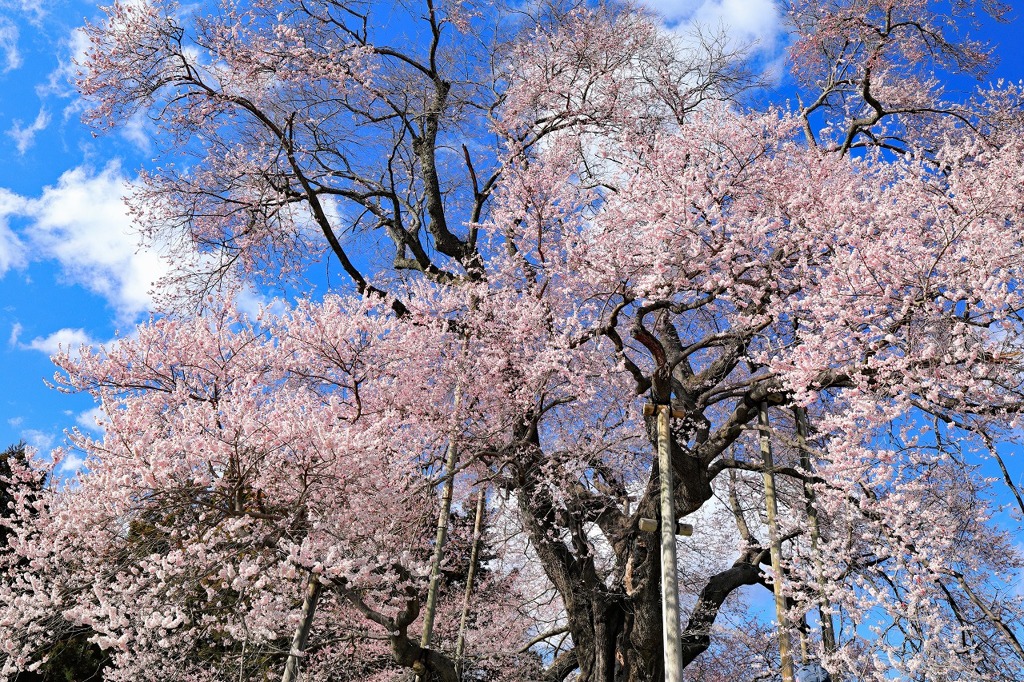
[1,0,153,463]
[1,0,1023,473]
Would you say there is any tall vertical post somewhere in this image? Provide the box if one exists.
[420,386,462,667]
[794,406,837,654]
[421,437,459,649]
[455,491,486,678]
[281,573,322,682]
[656,404,683,682]
[759,402,795,682]
[798,613,810,665]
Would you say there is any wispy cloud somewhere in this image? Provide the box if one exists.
[641,0,784,53]
[75,406,109,433]
[7,107,51,155]
[0,0,47,25]
[57,452,85,473]
[20,428,54,452]
[121,111,154,154]
[8,321,22,346]
[0,188,27,274]
[23,327,98,357]
[36,27,89,99]
[0,18,21,73]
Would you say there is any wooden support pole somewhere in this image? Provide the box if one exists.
[421,450,458,652]
[759,402,795,682]
[455,491,486,678]
[794,406,837,654]
[420,388,462,660]
[799,612,810,665]
[654,404,684,682]
[281,573,323,682]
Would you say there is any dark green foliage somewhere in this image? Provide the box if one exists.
[13,629,110,682]
[1,443,110,681]
[1,442,38,551]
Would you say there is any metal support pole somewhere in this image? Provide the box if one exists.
[656,404,683,682]
[759,402,795,682]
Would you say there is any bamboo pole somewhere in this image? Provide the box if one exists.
[759,402,795,682]
[420,388,463,653]
[798,612,810,665]
[455,491,486,678]
[281,573,323,682]
[411,384,469,682]
[656,404,683,682]
[794,406,837,654]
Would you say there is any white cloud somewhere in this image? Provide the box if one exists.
[0,188,27,274]
[36,27,89,99]
[234,287,288,319]
[642,0,783,53]
[57,453,85,473]
[640,0,703,22]
[6,107,51,155]
[0,0,47,25]
[21,163,172,321]
[7,416,23,427]
[0,18,21,73]
[8,321,21,346]
[0,163,190,321]
[75,406,109,433]
[20,428,54,452]
[23,327,98,357]
[121,112,155,154]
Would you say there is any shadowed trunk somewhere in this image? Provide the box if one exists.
[518,416,757,682]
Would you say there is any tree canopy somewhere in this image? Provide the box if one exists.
[3,1,1024,681]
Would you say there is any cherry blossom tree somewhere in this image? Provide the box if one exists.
[3,1,1024,681]
[1,298,544,681]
